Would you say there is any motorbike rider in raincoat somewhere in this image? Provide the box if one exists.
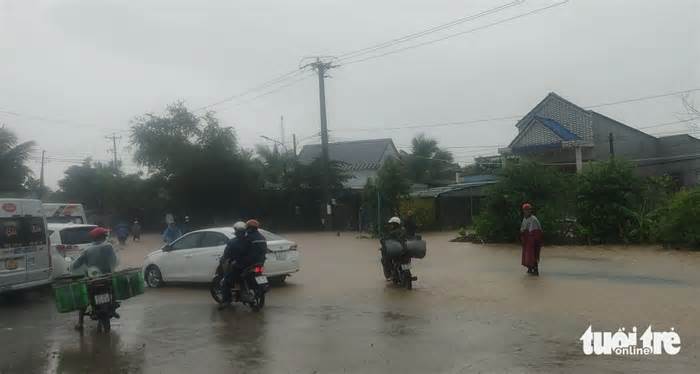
[380,217,406,279]
[70,227,118,330]
[218,221,248,309]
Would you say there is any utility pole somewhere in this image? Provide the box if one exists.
[608,132,615,159]
[292,134,297,158]
[39,150,46,199]
[280,115,285,150]
[105,133,121,173]
[304,57,338,230]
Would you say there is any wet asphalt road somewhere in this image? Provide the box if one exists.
[1,232,699,373]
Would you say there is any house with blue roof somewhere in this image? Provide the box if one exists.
[499,92,700,186]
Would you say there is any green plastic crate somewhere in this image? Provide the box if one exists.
[52,280,89,313]
[111,269,145,300]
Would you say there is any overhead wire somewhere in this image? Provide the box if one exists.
[339,1,570,66]
[332,89,700,133]
[193,68,305,112]
[336,0,523,61]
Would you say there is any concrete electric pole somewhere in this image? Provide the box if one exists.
[105,133,121,174]
[280,115,286,150]
[39,150,45,199]
[302,57,338,230]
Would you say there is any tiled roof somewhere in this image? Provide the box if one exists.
[534,116,580,141]
[410,179,499,198]
[298,138,396,171]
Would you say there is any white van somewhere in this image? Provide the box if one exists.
[42,203,87,224]
[0,199,52,293]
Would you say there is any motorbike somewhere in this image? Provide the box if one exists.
[388,255,417,290]
[381,235,423,290]
[83,275,121,332]
[210,263,268,311]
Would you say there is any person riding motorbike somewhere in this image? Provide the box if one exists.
[380,217,407,279]
[218,219,268,309]
[218,221,248,309]
[244,219,268,268]
[69,227,118,330]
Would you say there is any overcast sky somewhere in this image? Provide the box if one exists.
[1,0,698,188]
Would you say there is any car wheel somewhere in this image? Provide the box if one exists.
[145,265,164,288]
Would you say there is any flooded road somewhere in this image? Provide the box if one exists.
[1,232,699,373]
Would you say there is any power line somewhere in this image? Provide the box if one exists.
[340,1,570,66]
[585,88,700,109]
[333,88,700,133]
[637,116,700,130]
[193,69,304,112]
[216,72,313,113]
[336,0,523,61]
[0,108,120,130]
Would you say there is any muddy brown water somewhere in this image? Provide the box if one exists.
[1,232,698,373]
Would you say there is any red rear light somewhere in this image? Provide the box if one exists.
[254,266,264,274]
[56,245,66,255]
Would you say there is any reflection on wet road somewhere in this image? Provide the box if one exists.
[1,232,699,373]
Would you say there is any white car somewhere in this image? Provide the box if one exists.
[142,227,300,288]
[47,223,98,278]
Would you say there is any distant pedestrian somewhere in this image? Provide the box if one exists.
[115,222,129,246]
[181,216,191,234]
[404,210,417,238]
[131,220,142,242]
[520,203,543,276]
[163,222,182,244]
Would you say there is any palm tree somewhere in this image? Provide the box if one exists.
[0,126,35,193]
[405,134,458,185]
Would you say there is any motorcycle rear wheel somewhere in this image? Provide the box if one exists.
[210,275,224,304]
[98,316,111,332]
[250,291,265,312]
[402,270,413,290]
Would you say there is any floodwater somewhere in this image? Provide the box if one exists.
[1,232,699,373]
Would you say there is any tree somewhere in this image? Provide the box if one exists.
[255,144,289,186]
[55,159,168,228]
[576,160,640,243]
[130,102,260,222]
[405,134,459,185]
[655,187,700,249]
[376,158,410,214]
[0,126,36,193]
[474,161,574,242]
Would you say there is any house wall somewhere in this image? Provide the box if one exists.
[591,112,658,161]
[654,136,700,185]
[345,169,378,189]
[516,94,593,141]
[657,136,700,157]
[637,159,700,186]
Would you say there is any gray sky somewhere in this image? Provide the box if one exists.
[1,0,698,188]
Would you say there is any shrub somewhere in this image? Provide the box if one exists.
[576,160,640,243]
[655,188,700,249]
[400,198,437,230]
[474,161,574,242]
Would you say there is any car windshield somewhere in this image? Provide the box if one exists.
[59,226,96,245]
[46,216,84,224]
[260,229,285,241]
[0,217,47,249]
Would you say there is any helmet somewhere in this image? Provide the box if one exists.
[89,227,109,239]
[246,219,260,229]
[388,217,401,225]
[233,221,247,232]
[522,203,533,210]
